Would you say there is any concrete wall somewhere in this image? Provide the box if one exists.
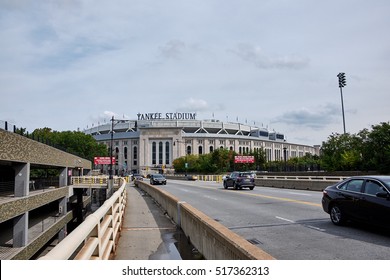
[0,187,69,223]
[254,178,339,191]
[165,175,342,191]
[11,212,72,260]
[0,129,91,169]
[136,181,274,260]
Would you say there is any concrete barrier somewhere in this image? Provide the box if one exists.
[254,177,342,191]
[166,174,346,191]
[136,181,274,260]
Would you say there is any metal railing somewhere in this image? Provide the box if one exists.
[0,181,14,196]
[0,120,16,132]
[71,176,123,186]
[39,177,127,260]
[172,174,346,183]
[71,176,108,185]
[197,175,223,183]
[255,175,347,181]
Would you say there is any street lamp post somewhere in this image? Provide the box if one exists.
[337,72,347,134]
[283,147,287,172]
[109,116,114,180]
[108,116,130,196]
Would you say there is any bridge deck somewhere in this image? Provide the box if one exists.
[114,184,183,260]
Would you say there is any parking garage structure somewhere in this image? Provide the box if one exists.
[0,128,91,259]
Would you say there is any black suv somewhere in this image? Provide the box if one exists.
[223,171,255,190]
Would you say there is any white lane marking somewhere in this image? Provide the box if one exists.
[276,216,326,232]
[275,216,295,223]
[306,225,326,232]
[203,195,218,201]
[285,191,312,196]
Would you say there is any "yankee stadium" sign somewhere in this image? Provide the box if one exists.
[137,112,196,121]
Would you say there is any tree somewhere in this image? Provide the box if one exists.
[211,148,232,173]
[320,121,390,173]
[253,147,267,171]
[32,128,108,162]
[173,147,267,174]
[360,122,390,173]
[320,133,362,171]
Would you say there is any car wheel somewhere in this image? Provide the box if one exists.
[223,181,228,189]
[330,204,346,226]
[233,182,238,190]
[249,186,254,190]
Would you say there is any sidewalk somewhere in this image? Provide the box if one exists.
[114,183,183,260]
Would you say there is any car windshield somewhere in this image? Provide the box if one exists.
[239,172,252,177]
[153,174,164,178]
[381,178,390,187]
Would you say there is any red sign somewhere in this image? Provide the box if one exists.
[234,155,255,164]
[94,157,115,165]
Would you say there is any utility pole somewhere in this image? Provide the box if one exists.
[110,116,114,180]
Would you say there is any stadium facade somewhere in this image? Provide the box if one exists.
[84,112,320,175]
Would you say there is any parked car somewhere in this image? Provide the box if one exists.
[321,176,390,227]
[223,171,255,190]
[150,174,167,185]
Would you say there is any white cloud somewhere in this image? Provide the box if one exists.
[1,0,389,145]
[177,98,210,112]
[230,43,310,70]
[159,40,186,59]
[272,104,340,130]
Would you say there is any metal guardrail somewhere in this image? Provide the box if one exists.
[170,174,346,183]
[39,177,127,260]
[197,175,223,183]
[71,176,125,186]
[255,175,347,181]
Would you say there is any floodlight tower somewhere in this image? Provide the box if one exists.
[337,72,347,134]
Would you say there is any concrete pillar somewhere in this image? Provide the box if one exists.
[13,213,28,247]
[74,188,84,226]
[59,167,68,187]
[58,197,67,241]
[14,162,30,197]
[107,179,114,198]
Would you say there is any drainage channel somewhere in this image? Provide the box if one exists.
[149,229,204,260]
[139,189,204,260]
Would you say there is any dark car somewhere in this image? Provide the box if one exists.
[150,174,167,185]
[223,171,255,190]
[132,174,143,181]
[321,176,390,227]
[186,174,198,181]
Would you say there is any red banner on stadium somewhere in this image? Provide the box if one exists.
[234,155,255,163]
[94,157,115,165]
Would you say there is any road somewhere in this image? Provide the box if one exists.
[158,179,390,260]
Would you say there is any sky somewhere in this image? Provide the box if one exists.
[1,0,389,146]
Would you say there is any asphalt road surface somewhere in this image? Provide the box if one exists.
[158,179,390,260]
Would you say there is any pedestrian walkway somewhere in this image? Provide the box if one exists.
[114,183,185,260]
